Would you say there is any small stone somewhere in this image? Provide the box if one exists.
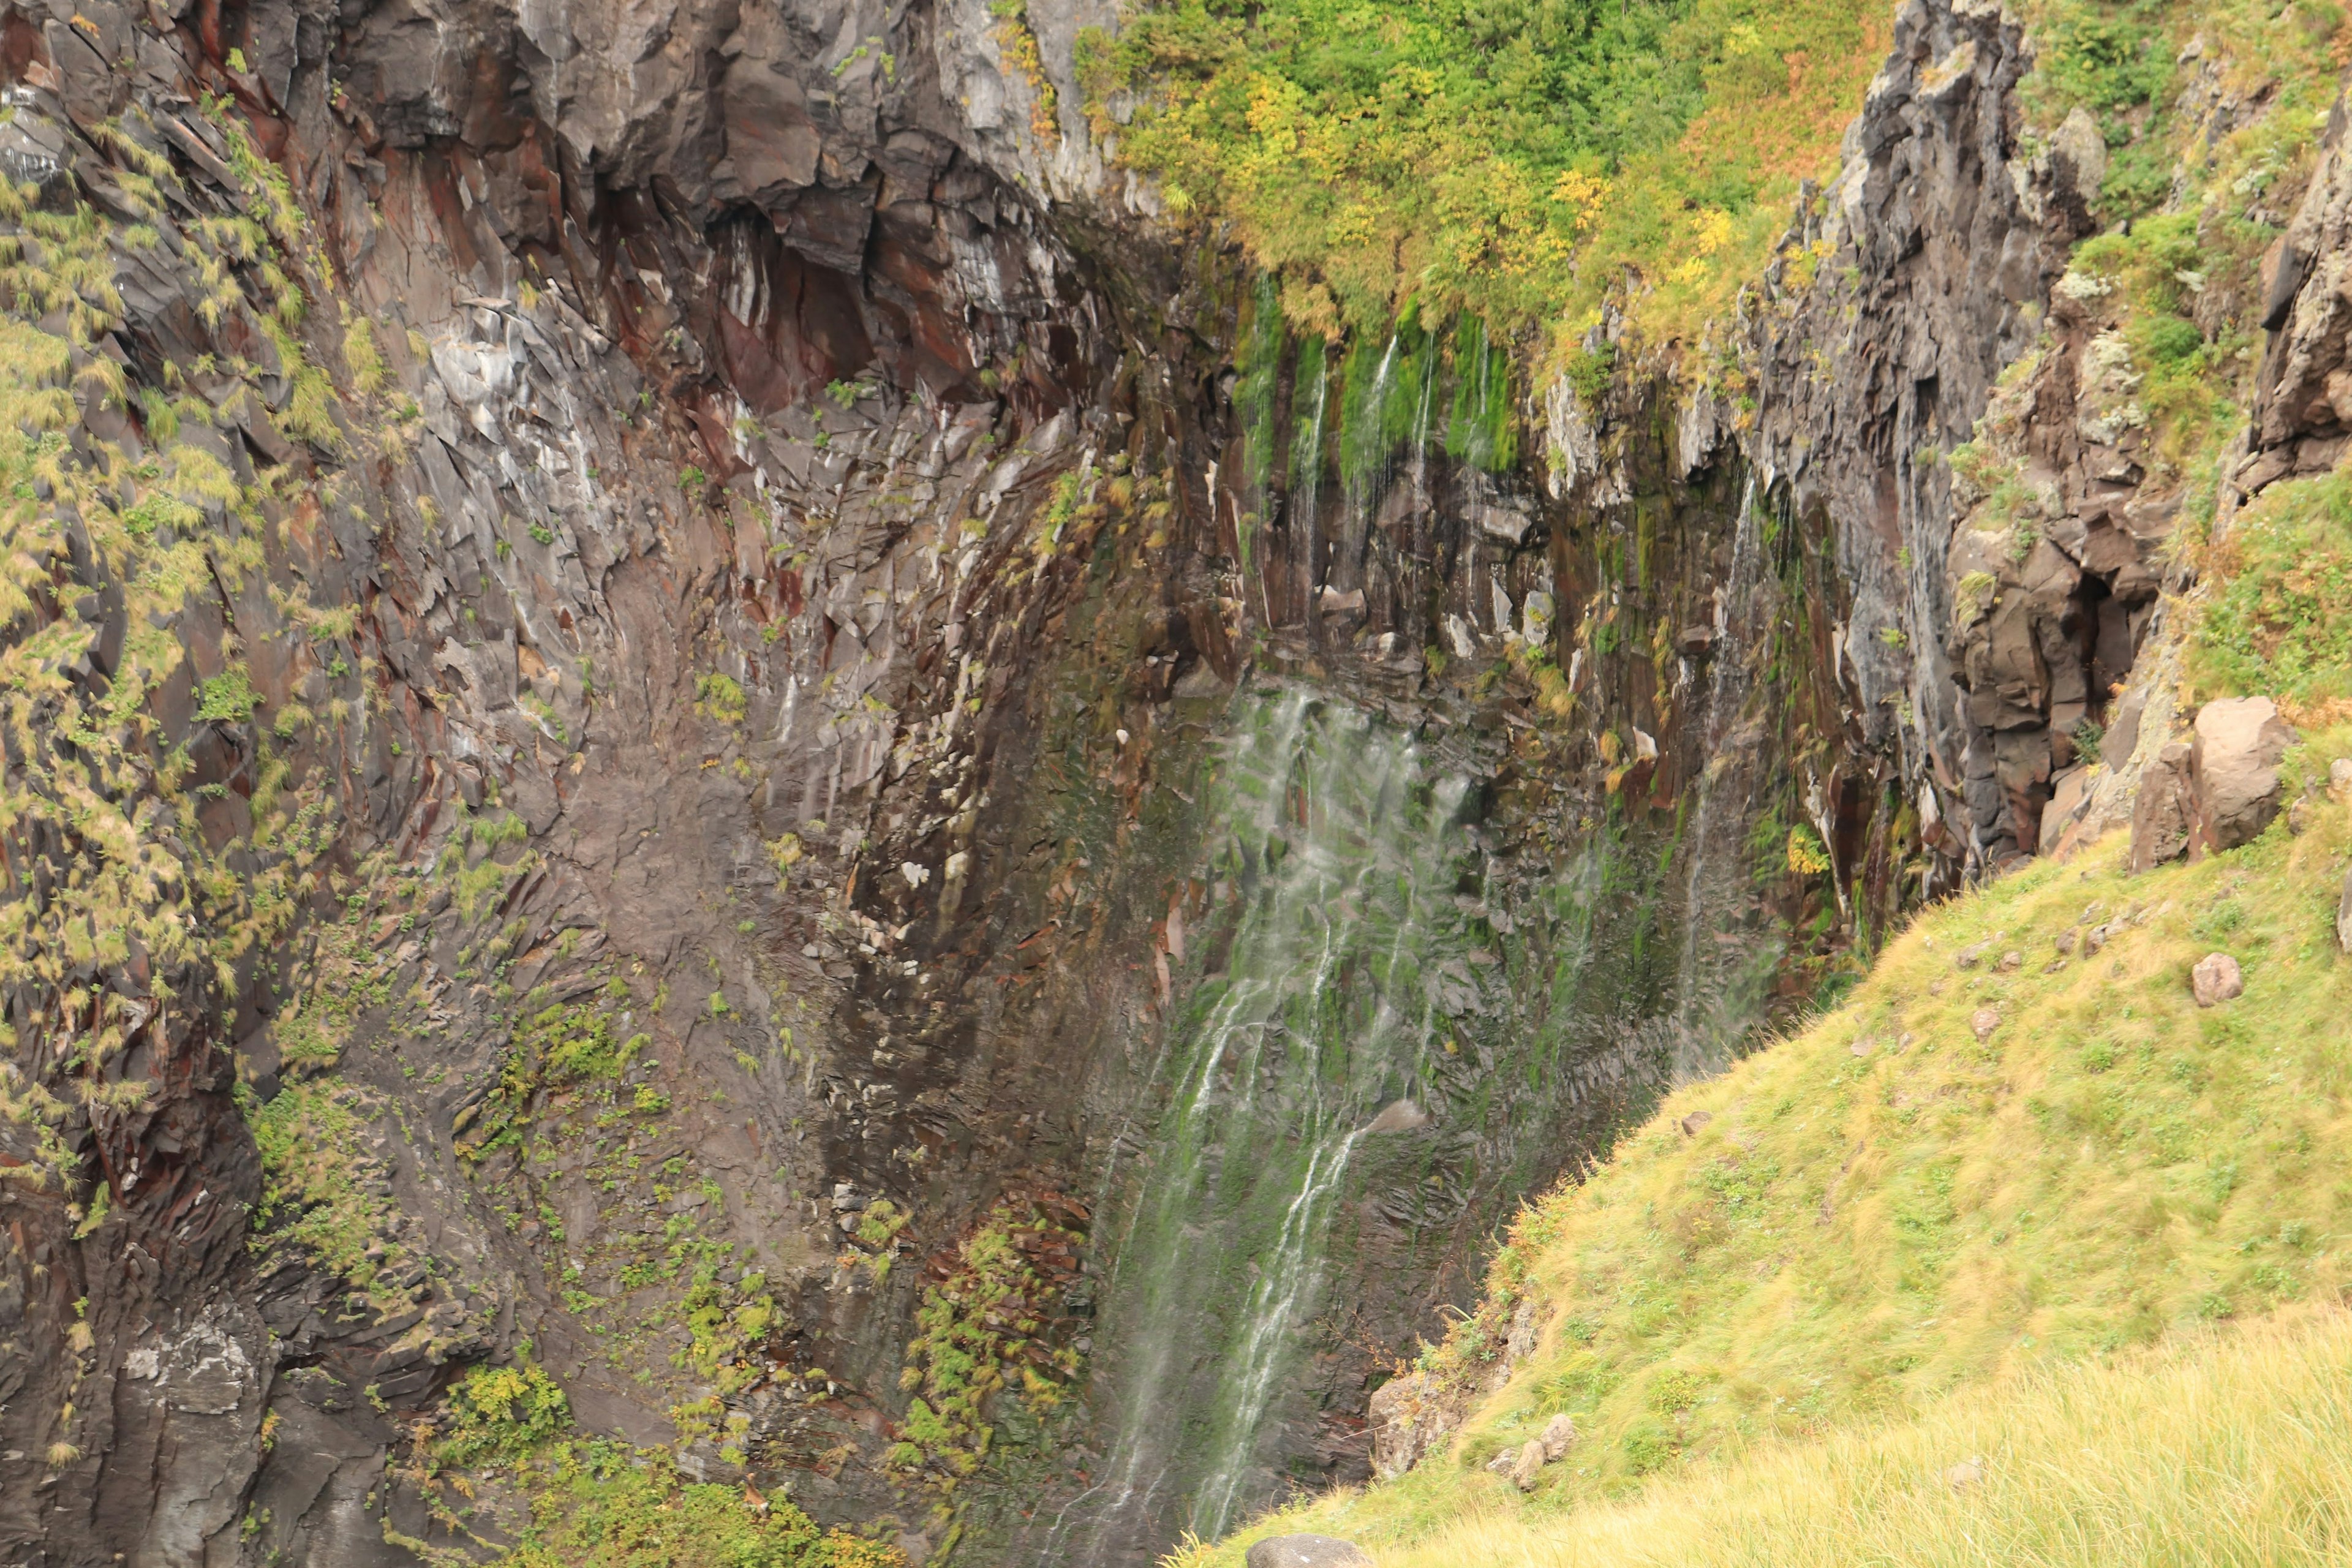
[1997,950,2022,972]
[2043,957,2068,975]
[1679,1110,1713,1137]
[2191,952,2243,1008]
[1945,1454,1987,1490]
[2054,928,2077,956]
[1970,1008,2001,1042]
[1245,1537,1373,1568]
[1897,1032,1915,1052]
[1484,1445,1520,1476]
[1956,939,1991,969]
[2083,924,2108,956]
[1509,1439,1546,1490]
[1850,1036,1873,1058]
[1538,1412,1578,1460]
[2331,758,2352,799]
[2289,796,2314,835]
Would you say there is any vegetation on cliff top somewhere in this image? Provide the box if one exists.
[1093,0,2318,369]
[1087,0,1889,346]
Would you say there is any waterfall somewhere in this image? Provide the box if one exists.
[1669,475,1776,1081]
[1291,342,1329,606]
[1054,689,1483,1562]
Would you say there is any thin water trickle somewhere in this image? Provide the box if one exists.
[1671,475,1772,1081]
[1291,345,1329,605]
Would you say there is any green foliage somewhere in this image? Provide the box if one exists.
[461,998,644,1160]
[439,1360,572,1466]
[891,1196,1085,1478]
[194,666,259,722]
[2192,470,2352,714]
[246,1079,408,1295]
[491,1442,903,1568]
[695,673,748,725]
[1097,0,1887,339]
[1561,341,1615,406]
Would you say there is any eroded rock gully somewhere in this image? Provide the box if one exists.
[0,0,2265,1561]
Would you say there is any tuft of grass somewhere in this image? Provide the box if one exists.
[1197,750,2352,1559]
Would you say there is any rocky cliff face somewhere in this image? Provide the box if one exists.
[0,0,2287,1559]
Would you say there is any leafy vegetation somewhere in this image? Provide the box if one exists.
[439,1360,573,1466]
[2192,469,2352,722]
[1089,0,1889,343]
[1196,751,2352,1559]
[491,1443,905,1568]
[889,1194,1087,1480]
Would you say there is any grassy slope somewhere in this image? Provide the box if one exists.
[1192,739,2352,1561]
[1292,1310,2352,1566]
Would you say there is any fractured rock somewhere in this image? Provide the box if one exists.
[2130,742,2196,872]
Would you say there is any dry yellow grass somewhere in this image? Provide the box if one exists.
[1364,1308,2352,1567]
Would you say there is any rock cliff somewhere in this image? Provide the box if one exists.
[0,0,2304,1561]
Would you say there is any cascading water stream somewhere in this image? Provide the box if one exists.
[1669,475,1774,1080]
[1052,690,1485,1563]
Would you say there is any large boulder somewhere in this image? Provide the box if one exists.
[2190,698,2297,852]
[1245,1536,1373,1568]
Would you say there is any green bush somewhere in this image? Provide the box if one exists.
[440,1360,572,1466]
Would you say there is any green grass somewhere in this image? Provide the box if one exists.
[2192,470,2352,721]
[1191,752,2352,1561]
[1202,1310,2352,1566]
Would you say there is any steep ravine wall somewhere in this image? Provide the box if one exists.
[0,0,2159,1563]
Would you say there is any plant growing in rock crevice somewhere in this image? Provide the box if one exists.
[887,1193,1088,1479]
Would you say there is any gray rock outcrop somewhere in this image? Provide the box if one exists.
[1245,1536,1374,1568]
[2190,698,2297,853]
